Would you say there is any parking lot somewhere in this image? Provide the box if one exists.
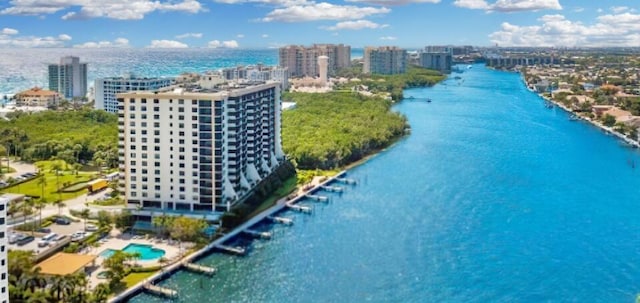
[8,219,93,254]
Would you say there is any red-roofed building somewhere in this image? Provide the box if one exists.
[15,87,60,108]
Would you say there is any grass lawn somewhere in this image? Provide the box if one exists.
[0,166,16,174]
[246,175,298,218]
[1,160,99,201]
[123,271,158,288]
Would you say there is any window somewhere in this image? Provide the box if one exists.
[131,176,137,181]
[154,130,160,136]
[155,170,160,175]
[179,107,184,113]
[130,153,136,158]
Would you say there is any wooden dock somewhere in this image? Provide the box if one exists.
[336,178,357,185]
[242,229,272,239]
[214,244,246,256]
[320,185,343,192]
[306,194,329,202]
[287,204,312,213]
[184,263,217,276]
[268,216,294,225]
[143,283,178,298]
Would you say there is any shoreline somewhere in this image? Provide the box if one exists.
[520,73,640,149]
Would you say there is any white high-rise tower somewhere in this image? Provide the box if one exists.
[318,55,328,86]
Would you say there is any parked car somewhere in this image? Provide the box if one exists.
[38,233,58,247]
[37,228,51,234]
[71,231,86,241]
[85,224,98,232]
[16,235,34,246]
[9,233,22,244]
[55,217,71,225]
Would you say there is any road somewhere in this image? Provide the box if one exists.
[8,188,121,227]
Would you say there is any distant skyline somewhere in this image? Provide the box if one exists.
[0,0,639,49]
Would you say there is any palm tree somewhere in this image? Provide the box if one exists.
[54,200,66,216]
[21,200,34,233]
[51,161,63,201]
[48,275,65,302]
[36,175,47,200]
[35,199,46,228]
[79,208,91,231]
[91,283,110,303]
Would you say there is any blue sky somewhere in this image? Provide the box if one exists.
[0,0,638,48]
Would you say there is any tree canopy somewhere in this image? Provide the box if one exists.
[0,109,117,165]
[282,92,407,169]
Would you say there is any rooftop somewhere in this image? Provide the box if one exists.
[36,253,97,276]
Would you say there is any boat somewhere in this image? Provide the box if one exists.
[467,65,473,69]
[569,115,579,121]
[426,98,432,103]
[454,76,462,80]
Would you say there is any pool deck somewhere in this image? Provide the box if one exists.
[84,231,184,289]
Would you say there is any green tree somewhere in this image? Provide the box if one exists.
[103,251,134,290]
[97,210,113,231]
[54,200,66,216]
[51,161,63,202]
[168,216,207,250]
[602,114,616,127]
[34,198,46,228]
[79,208,91,231]
[90,283,110,303]
[114,210,133,231]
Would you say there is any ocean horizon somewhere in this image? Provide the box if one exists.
[0,48,365,98]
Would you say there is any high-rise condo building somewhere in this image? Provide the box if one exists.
[117,80,284,218]
[95,74,173,113]
[48,56,87,100]
[221,65,289,90]
[279,44,350,77]
[0,197,7,303]
[419,51,452,73]
[363,46,408,75]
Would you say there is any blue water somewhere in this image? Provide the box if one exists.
[131,64,640,302]
[100,244,165,261]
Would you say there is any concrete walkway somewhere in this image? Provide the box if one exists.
[2,160,36,179]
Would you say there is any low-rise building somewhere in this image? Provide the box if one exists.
[15,87,60,108]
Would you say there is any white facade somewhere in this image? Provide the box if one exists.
[318,56,328,86]
[95,75,173,113]
[0,197,7,303]
[117,81,284,214]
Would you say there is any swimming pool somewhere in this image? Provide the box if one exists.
[99,243,165,261]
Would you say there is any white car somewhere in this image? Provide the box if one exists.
[85,224,98,232]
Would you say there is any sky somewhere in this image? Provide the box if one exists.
[0,0,639,49]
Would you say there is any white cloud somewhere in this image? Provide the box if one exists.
[345,0,438,5]
[1,0,204,20]
[175,32,203,39]
[262,2,390,22]
[380,36,397,40]
[596,8,603,13]
[454,0,561,12]
[58,34,72,41]
[321,19,389,30]
[573,7,584,13]
[237,34,245,38]
[610,6,629,14]
[261,34,269,38]
[489,13,640,47]
[0,33,70,47]
[207,40,239,48]
[214,0,307,4]
[148,39,188,48]
[453,0,489,9]
[73,37,130,48]
[1,28,18,35]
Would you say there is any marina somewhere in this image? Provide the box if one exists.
[113,171,353,302]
